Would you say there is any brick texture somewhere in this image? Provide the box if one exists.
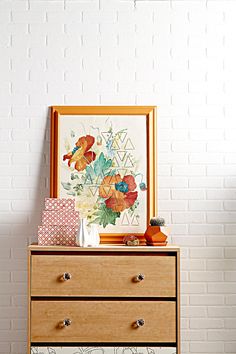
[1,0,236,353]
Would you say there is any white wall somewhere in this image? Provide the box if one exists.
[1,0,236,353]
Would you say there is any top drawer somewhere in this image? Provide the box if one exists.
[31,254,176,297]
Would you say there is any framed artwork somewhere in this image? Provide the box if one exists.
[50,106,157,244]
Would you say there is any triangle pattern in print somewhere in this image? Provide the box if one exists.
[124,138,135,150]
[101,131,112,142]
[131,215,139,226]
[111,139,120,150]
[112,156,120,167]
[124,155,134,168]
[89,186,99,197]
[117,151,126,162]
[117,131,127,143]
[121,212,130,226]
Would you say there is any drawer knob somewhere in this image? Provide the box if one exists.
[134,273,145,282]
[135,318,145,327]
[62,272,72,281]
[63,318,72,327]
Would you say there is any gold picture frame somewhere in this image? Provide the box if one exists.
[50,106,157,244]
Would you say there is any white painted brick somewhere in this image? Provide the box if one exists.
[190,295,224,306]
[225,153,236,164]
[172,212,205,224]
[182,329,206,341]
[189,224,223,235]
[207,236,236,247]
[190,342,224,353]
[225,224,236,235]
[11,342,27,354]
[158,142,171,153]
[189,177,223,188]
[172,141,206,153]
[207,260,236,271]
[12,10,46,23]
[224,342,236,354]
[208,141,236,153]
[225,248,236,259]
[224,201,236,211]
[190,318,224,329]
[83,10,117,24]
[224,271,236,282]
[208,306,236,318]
[172,236,205,246]
[0,166,29,177]
[190,271,223,282]
[11,271,27,283]
[169,222,188,234]
[189,153,224,164]
[207,212,236,224]
[158,189,170,200]
[0,343,10,353]
[207,190,236,200]
[182,306,207,318]
[190,248,224,259]
[189,200,222,211]
[226,295,236,305]
[159,200,187,211]
[208,330,236,341]
[207,165,236,176]
[0,214,28,224]
[0,177,11,189]
[47,11,82,23]
[172,189,205,200]
[182,259,206,271]
[172,165,206,177]
[66,1,99,11]
[0,272,10,283]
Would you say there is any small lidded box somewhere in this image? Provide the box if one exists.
[38,198,79,246]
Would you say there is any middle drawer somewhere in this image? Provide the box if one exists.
[31,300,176,343]
[31,255,176,297]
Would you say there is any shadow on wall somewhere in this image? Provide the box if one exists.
[0,108,51,347]
[28,107,51,245]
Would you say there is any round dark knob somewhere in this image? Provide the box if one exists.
[136,319,145,327]
[63,318,72,327]
[134,273,145,282]
[62,272,72,281]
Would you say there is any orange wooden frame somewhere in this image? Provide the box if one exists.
[50,106,157,244]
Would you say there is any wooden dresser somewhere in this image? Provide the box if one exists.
[28,244,180,354]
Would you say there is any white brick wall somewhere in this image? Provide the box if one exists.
[1,0,236,353]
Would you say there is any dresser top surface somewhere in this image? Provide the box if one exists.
[28,243,180,252]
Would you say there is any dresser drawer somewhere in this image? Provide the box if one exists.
[31,255,176,297]
[31,300,176,343]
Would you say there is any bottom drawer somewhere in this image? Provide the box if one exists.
[31,301,176,343]
[31,347,177,354]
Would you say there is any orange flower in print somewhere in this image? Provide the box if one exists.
[99,174,138,212]
[63,135,96,172]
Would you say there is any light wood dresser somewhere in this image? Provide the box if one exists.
[28,244,180,354]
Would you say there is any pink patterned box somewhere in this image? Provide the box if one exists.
[42,210,80,226]
[38,225,78,246]
[45,198,75,211]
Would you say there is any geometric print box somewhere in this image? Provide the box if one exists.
[42,210,79,226]
[45,197,75,211]
[38,225,78,246]
[37,198,80,246]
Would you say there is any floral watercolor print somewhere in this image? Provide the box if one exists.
[59,115,147,233]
